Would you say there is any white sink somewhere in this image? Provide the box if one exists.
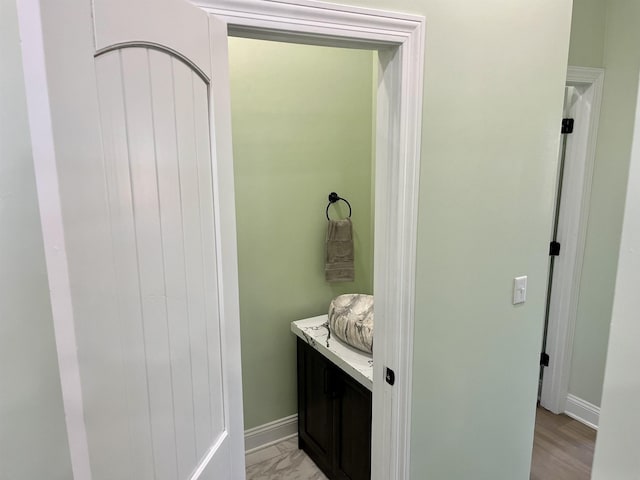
[328,294,373,354]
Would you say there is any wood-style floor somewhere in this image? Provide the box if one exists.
[530,407,597,480]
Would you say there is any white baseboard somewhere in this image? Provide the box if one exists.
[244,414,298,454]
[565,394,600,430]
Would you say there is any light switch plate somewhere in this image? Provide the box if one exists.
[513,276,527,305]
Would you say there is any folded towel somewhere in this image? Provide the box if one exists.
[325,218,354,282]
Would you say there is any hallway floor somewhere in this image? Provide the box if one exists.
[530,407,597,480]
[245,437,327,480]
[246,407,596,480]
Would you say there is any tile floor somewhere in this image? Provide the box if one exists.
[245,436,327,480]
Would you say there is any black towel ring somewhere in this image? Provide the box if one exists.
[325,192,352,221]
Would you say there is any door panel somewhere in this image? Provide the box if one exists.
[304,349,333,454]
[298,339,334,476]
[18,0,242,478]
[335,373,372,480]
[93,0,211,79]
[93,45,226,478]
[148,49,199,477]
[94,49,157,480]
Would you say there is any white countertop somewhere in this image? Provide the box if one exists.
[291,315,373,391]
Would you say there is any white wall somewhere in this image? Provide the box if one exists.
[0,0,72,478]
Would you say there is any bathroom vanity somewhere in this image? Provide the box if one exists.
[291,316,372,480]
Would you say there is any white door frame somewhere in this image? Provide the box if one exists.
[540,66,604,420]
[194,1,425,478]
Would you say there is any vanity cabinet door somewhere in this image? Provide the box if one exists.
[297,338,372,480]
[333,371,372,480]
[298,338,335,476]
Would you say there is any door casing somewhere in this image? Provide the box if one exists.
[16,0,425,477]
[540,66,604,428]
[194,1,425,479]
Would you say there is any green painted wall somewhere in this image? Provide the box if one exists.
[314,0,570,478]
[564,0,640,410]
[568,0,606,67]
[408,2,571,477]
[562,0,612,410]
[295,1,571,478]
[555,0,611,409]
[229,38,375,430]
[0,0,73,478]
[591,7,640,476]
[568,0,640,408]
[1,0,575,477]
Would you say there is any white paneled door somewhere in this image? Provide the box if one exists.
[18,0,244,478]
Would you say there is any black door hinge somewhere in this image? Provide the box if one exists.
[549,241,561,256]
[561,118,574,134]
[385,367,395,386]
[540,352,550,367]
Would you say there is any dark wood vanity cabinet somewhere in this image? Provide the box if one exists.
[297,338,372,480]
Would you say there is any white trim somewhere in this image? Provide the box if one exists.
[208,15,247,477]
[189,432,228,480]
[198,0,418,45]
[244,415,298,454]
[565,394,600,430]
[540,66,605,414]
[15,1,93,478]
[195,2,424,479]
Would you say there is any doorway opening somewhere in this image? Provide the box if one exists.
[538,85,576,401]
[228,37,377,479]
[538,67,605,418]
[531,67,604,479]
[197,1,425,478]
